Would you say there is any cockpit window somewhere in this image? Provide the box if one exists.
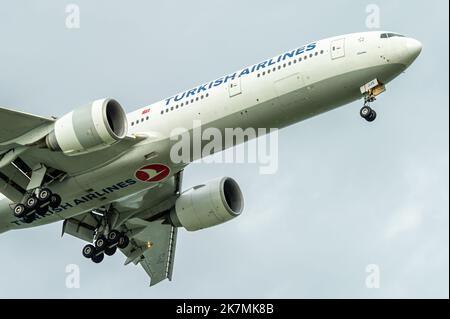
[381,33,405,39]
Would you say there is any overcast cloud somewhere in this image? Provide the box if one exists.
[0,0,448,298]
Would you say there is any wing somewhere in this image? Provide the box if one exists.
[0,106,54,150]
[0,106,147,201]
[62,172,183,286]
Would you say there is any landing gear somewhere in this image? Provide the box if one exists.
[359,78,385,123]
[360,92,378,123]
[82,231,130,264]
[9,163,62,223]
[10,187,62,223]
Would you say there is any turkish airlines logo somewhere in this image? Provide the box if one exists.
[135,164,170,182]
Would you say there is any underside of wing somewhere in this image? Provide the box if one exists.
[0,106,54,149]
[122,218,178,286]
[62,172,183,286]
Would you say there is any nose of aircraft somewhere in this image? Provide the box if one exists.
[403,37,422,66]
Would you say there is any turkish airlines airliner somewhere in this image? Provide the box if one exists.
[0,31,421,285]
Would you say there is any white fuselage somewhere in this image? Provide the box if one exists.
[0,31,422,232]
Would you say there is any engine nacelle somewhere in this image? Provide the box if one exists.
[46,98,127,156]
[169,177,244,231]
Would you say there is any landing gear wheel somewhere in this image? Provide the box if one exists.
[117,235,130,249]
[366,110,377,122]
[360,106,372,119]
[13,204,27,218]
[25,196,38,211]
[37,188,52,202]
[107,230,121,244]
[91,253,104,264]
[104,246,117,256]
[82,244,96,258]
[22,214,35,224]
[49,194,62,209]
[95,236,107,251]
[36,206,48,216]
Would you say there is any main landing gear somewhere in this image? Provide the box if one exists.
[82,230,130,263]
[12,188,62,223]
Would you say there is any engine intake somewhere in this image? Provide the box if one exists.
[170,177,244,231]
[46,98,127,156]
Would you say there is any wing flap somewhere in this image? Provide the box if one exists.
[122,218,178,286]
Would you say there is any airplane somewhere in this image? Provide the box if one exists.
[0,31,422,286]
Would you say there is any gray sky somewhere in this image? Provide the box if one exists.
[0,0,448,298]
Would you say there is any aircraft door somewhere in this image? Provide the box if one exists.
[330,38,345,59]
[228,77,242,97]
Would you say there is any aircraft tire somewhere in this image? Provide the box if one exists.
[82,244,96,258]
[105,246,117,256]
[360,106,372,119]
[92,253,104,264]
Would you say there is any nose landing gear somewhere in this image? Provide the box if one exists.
[359,78,385,123]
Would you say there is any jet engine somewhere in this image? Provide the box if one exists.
[169,177,244,231]
[46,98,128,156]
